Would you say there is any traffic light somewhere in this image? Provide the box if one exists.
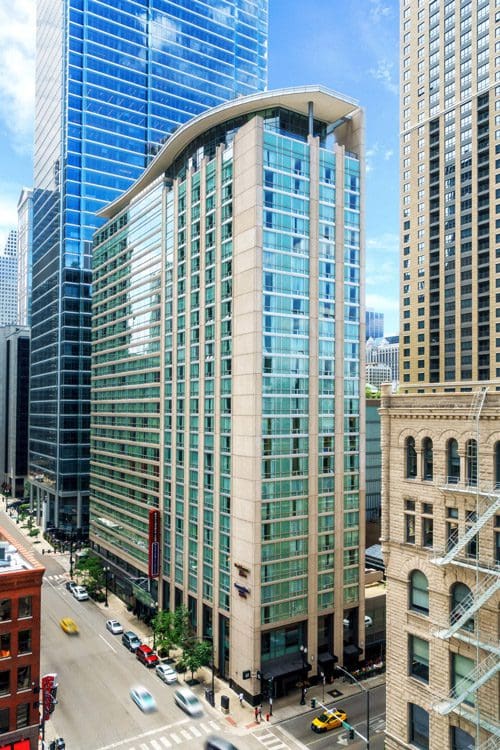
[310,698,316,709]
[348,728,355,740]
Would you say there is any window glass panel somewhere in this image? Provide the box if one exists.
[0,634,11,659]
[0,707,8,732]
[0,601,11,622]
[18,597,32,619]
[409,635,429,682]
[16,703,29,729]
[17,665,30,691]
[18,631,31,655]
[409,570,429,614]
[409,703,429,749]
[0,672,9,696]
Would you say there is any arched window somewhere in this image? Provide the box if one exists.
[422,438,433,480]
[406,437,417,479]
[495,442,500,489]
[465,439,477,487]
[409,570,429,615]
[447,439,460,484]
[450,582,474,632]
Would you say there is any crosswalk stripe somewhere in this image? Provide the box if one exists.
[189,726,202,737]
[180,730,191,740]
[159,738,171,748]
[150,740,163,750]
[169,734,181,745]
[198,723,211,735]
[209,721,219,730]
[139,744,150,750]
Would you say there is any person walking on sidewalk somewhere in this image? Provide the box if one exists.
[238,692,244,706]
[254,706,259,723]
[258,704,263,722]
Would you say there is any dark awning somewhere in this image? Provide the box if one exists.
[262,654,312,680]
[318,652,338,666]
[344,644,363,657]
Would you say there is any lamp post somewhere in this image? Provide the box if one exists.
[104,566,110,607]
[299,644,308,705]
[336,664,370,750]
[320,670,325,702]
[209,635,215,707]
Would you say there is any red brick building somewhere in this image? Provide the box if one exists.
[0,529,44,750]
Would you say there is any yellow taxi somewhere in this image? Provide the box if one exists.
[311,708,347,733]
[59,617,79,635]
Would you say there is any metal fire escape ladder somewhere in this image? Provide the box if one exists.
[432,494,500,565]
[434,573,500,639]
[433,652,500,716]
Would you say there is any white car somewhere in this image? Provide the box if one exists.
[106,619,123,635]
[174,687,203,717]
[155,663,178,684]
[130,685,157,713]
[72,585,89,601]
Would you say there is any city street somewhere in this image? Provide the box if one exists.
[1,511,385,750]
[276,684,385,749]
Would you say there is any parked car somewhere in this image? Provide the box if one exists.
[136,644,160,668]
[72,585,89,601]
[129,685,157,713]
[59,617,79,635]
[106,619,123,635]
[174,687,203,717]
[155,663,178,684]
[122,631,142,652]
[311,708,347,733]
[65,581,77,594]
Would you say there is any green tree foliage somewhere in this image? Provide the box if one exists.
[173,605,192,648]
[75,553,105,600]
[183,639,212,681]
[151,610,176,657]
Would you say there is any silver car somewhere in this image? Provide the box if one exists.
[174,687,203,717]
[155,663,178,684]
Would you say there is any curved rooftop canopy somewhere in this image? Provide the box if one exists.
[99,85,361,220]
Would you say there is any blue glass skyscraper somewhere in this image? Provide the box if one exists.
[30,0,268,533]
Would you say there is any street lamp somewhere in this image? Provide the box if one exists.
[299,645,308,705]
[104,566,110,607]
[336,664,370,749]
[320,670,325,702]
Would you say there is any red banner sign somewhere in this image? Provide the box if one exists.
[148,509,161,579]
[42,673,57,722]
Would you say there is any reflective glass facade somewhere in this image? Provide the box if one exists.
[30,0,268,531]
[90,89,365,694]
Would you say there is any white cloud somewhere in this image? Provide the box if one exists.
[369,0,392,22]
[370,59,398,95]
[383,149,394,160]
[0,0,36,155]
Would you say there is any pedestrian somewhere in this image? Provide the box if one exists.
[238,692,244,706]
[258,704,263,722]
[254,706,259,723]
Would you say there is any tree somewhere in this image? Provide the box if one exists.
[183,639,212,682]
[151,610,176,657]
[173,605,192,649]
[75,553,105,600]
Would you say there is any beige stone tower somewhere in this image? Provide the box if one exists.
[382,1,500,748]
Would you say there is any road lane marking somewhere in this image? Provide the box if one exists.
[159,739,171,748]
[150,740,164,750]
[95,719,190,750]
[189,726,201,737]
[180,729,191,740]
[170,733,181,744]
[99,633,117,653]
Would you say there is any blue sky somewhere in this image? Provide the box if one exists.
[0,0,400,334]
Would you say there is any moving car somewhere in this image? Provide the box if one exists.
[122,631,142,652]
[174,687,203,717]
[155,663,178,684]
[59,617,79,635]
[205,738,239,750]
[136,644,160,668]
[72,585,89,601]
[106,619,123,635]
[129,685,157,713]
[311,708,347,733]
[65,581,77,594]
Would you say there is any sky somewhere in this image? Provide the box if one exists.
[0,0,400,335]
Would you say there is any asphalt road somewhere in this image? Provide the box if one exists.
[277,684,386,750]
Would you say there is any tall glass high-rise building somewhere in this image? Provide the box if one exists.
[30,0,268,533]
[90,86,365,696]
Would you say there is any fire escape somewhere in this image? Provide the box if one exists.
[431,388,500,744]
